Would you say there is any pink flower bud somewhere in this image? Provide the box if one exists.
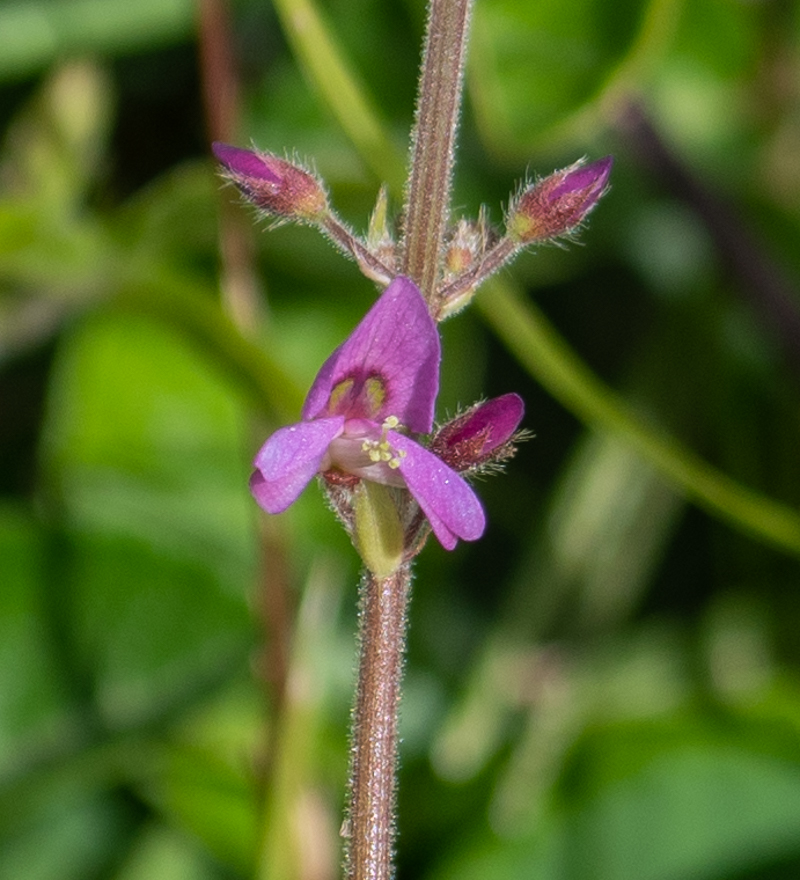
[213,142,328,222]
[506,156,612,244]
[430,393,524,473]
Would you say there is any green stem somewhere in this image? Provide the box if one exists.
[257,567,340,880]
[478,276,800,558]
[270,0,405,191]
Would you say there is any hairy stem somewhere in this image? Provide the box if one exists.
[320,215,394,285]
[345,566,410,880]
[401,0,474,302]
[438,236,517,317]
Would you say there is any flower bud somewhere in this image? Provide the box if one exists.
[430,393,525,474]
[213,142,328,222]
[506,156,612,244]
[361,185,396,281]
[444,214,488,280]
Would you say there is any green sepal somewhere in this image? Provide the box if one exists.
[354,482,404,578]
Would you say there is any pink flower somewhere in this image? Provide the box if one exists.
[250,277,492,549]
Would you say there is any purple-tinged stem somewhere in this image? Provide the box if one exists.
[198,0,264,331]
[320,215,394,285]
[345,566,410,880]
[401,0,474,302]
[345,4,474,876]
[437,236,518,317]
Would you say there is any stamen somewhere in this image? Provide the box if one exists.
[359,416,407,469]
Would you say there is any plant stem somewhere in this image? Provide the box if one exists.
[320,215,394,285]
[345,566,410,880]
[401,0,474,302]
[438,236,517,315]
[478,275,800,558]
[344,7,475,876]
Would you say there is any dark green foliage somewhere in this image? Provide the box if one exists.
[2,0,800,877]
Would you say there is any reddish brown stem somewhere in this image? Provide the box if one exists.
[198,0,264,331]
[321,215,394,285]
[437,236,517,318]
[197,0,241,143]
[401,0,474,303]
[345,566,410,880]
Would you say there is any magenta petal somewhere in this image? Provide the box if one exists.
[250,417,344,513]
[418,507,459,551]
[486,392,525,442]
[550,155,613,201]
[212,142,280,183]
[302,277,440,433]
[451,393,524,451]
[390,434,486,548]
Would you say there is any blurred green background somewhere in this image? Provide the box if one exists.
[2,0,800,878]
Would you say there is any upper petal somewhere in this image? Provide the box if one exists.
[390,433,486,549]
[250,417,344,513]
[302,277,440,433]
[213,142,281,182]
[468,393,525,448]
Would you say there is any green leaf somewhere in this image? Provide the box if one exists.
[138,743,258,875]
[560,722,800,880]
[432,717,800,880]
[468,0,681,157]
[0,505,68,775]
[115,823,219,880]
[42,310,259,592]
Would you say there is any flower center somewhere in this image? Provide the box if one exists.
[324,416,407,487]
[327,373,387,420]
[360,416,407,469]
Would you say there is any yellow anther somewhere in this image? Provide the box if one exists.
[359,417,406,470]
[387,450,407,469]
